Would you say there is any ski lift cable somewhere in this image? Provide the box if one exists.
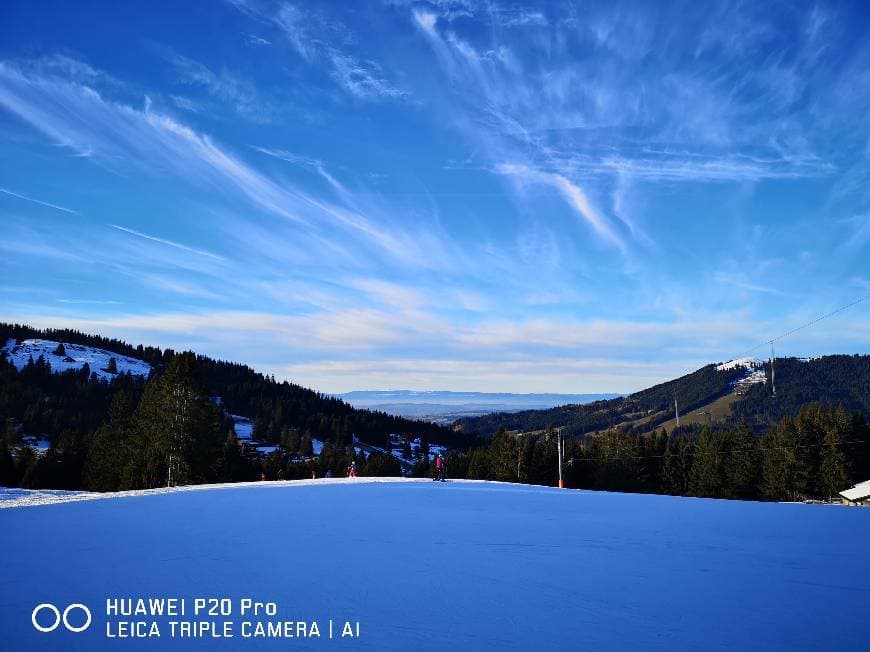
[733,293,870,359]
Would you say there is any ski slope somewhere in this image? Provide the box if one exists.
[1,480,868,651]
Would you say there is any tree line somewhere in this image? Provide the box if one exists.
[0,329,467,490]
[436,403,870,501]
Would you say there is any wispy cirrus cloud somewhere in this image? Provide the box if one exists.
[159,49,275,122]
[250,146,347,194]
[403,0,846,261]
[0,187,80,215]
[0,57,430,266]
[327,52,409,101]
[495,163,626,251]
[228,1,408,101]
[108,224,226,261]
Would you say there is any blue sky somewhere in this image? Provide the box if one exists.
[1,0,869,393]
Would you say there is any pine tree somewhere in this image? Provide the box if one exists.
[131,353,223,488]
[467,448,490,479]
[528,434,556,486]
[760,417,809,501]
[85,391,133,491]
[662,434,692,495]
[105,357,118,374]
[52,342,66,356]
[0,437,15,486]
[726,420,759,499]
[818,407,849,500]
[15,445,37,487]
[689,426,723,497]
[489,428,518,481]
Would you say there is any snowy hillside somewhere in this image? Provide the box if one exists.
[717,357,766,393]
[1,480,868,651]
[2,338,151,381]
[716,357,763,371]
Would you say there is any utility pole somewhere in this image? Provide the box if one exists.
[771,343,776,397]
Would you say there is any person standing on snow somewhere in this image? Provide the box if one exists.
[434,454,445,481]
[348,461,358,478]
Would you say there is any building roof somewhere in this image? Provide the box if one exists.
[839,479,870,501]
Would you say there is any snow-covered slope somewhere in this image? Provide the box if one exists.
[1,480,868,651]
[717,357,766,393]
[2,338,151,381]
[716,357,763,371]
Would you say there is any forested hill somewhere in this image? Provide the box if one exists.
[456,355,870,438]
[455,363,745,437]
[0,322,465,455]
[733,355,870,429]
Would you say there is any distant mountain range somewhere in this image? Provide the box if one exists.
[336,390,621,424]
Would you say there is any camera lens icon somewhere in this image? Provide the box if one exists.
[31,603,92,633]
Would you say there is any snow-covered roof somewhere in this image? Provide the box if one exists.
[840,479,870,501]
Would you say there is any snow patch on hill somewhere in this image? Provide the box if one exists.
[2,338,151,381]
[716,357,763,371]
[717,357,767,393]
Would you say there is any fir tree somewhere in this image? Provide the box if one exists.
[52,342,66,356]
[105,357,118,374]
[0,437,15,486]
[131,353,224,488]
[727,420,759,499]
[819,408,849,500]
[467,448,490,479]
[84,391,132,491]
[760,417,808,501]
[689,427,723,497]
[488,428,518,481]
[662,435,692,495]
[528,434,556,486]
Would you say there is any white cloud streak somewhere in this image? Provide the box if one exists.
[108,224,226,261]
[0,58,429,266]
[0,187,80,215]
[496,163,626,251]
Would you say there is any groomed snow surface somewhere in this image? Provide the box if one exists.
[1,480,868,651]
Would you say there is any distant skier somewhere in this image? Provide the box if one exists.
[348,461,358,478]
[325,469,333,479]
[434,454,446,482]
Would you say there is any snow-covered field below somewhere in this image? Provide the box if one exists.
[2,338,151,381]
[1,480,868,651]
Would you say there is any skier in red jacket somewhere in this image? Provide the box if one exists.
[434,454,445,482]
